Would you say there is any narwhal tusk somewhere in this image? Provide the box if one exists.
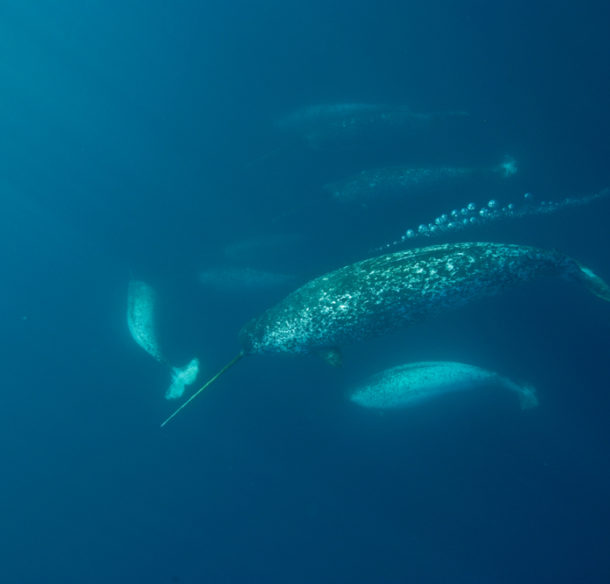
[160,352,245,428]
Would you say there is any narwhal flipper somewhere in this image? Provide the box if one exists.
[317,347,343,367]
[573,262,610,302]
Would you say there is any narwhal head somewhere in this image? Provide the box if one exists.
[238,313,279,355]
[238,319,258,355]
[238,310,307,356]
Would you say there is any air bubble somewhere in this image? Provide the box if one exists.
[388,188,609,250]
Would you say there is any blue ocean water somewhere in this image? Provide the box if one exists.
[1,1,609,582]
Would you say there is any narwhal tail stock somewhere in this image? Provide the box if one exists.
[160,352,245,428]
[573,262,610,302]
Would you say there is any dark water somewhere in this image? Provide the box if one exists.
[2,2,609,582]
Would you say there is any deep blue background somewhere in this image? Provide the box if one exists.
[1,1,609,582]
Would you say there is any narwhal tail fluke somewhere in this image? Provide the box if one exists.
[515,384,539,410]
[574,262,610,302]
[160,352,245,428]
[165,357,200,400]
[497,376,539,410]
[493,155,518,178]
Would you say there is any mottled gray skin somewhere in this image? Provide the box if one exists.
[349,361,538,410]
[239,242,580,356]
[324,166,473,203]
[275,103,464,148]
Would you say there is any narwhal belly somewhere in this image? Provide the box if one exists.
[239,242,574,355]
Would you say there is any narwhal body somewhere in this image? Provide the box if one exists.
[349,361,539,410]
[239,242,609,357]
[275,103,467,148]
[324,157,517,204]
[162,242,609,426]
[127,280,200,400]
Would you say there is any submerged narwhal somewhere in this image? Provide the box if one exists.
[349,361,539,411]
[323,156,517,205]
[161,242,610,426]
[127,280,200,400]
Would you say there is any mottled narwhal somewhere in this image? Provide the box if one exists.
[198,266,296,294]
[161,242,610,426]
[349,361,538,411]
[275,102,468,148]
[324,156,517,205]
[127,280,200,400]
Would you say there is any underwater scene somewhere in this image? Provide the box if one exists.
[2,1,610,582]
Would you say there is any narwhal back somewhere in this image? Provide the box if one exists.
[238,242,599,356]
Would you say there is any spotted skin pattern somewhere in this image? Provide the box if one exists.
[325,166,472,203]
[238,242,578,356]
[349,361,537,410]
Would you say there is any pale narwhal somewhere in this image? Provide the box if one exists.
[127,280,200,400]
[324,156,517,205]
[349,361,539,411]
[275,103,467,148]
[161,242,610,426]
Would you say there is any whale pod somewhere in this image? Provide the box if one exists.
[349,361,538,410]
[162,242,609,426]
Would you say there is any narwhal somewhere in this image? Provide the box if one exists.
[161,242,610,426]
[127,280,200,400]
[323,156,517,205]
[275,102,468,148]
[349,361,539,411]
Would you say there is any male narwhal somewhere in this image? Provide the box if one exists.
[161,242,610,426]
